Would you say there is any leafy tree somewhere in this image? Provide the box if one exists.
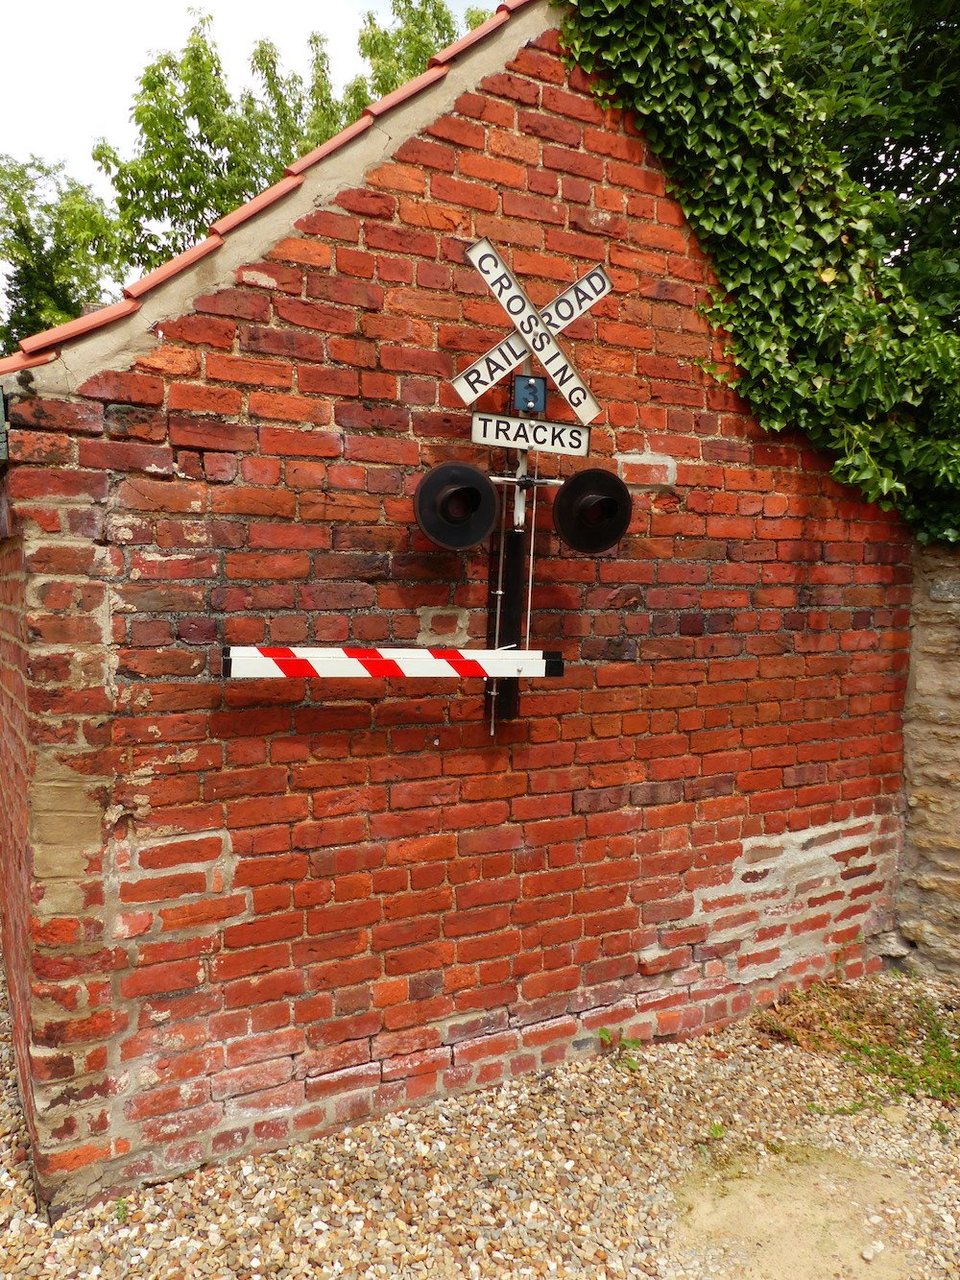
[356,0,461,103]
[0,2,490,348]
[759,0,960,323]
[92,16,346,272]
[0,157,123,353]
[93,2,489,275]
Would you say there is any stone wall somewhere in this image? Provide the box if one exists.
[900,547,960,974]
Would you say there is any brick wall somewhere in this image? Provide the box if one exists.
[0,25,913,1210]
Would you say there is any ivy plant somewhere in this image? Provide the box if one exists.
[563,0,960,543]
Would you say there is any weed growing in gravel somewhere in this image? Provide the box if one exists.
[845,995,960,1103]
[807,1099,869,1118]
[693,1118,730,1162]
[597,1027,644,1071]
[753,975,960,1105]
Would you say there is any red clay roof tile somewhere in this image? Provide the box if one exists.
[284,115,376,177]
[209,175,304,236]
[0,348,60,376]
[123,235,225,298]
[18,298,141,354]
[365,64,449,118]
[429,10,512,67]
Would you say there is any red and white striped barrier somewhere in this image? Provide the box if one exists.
[223,646,563,680]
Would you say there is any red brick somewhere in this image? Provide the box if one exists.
[160,895,246,931]
[394,137,457,172]
[157,314,237,347]
[365,225,437,257]
[429,174,499,211]
[168,384,243,415]
[367,162,425,194]
[7,467,109,502]
[336,188,397,219]
[119,960,204,998]
[248,393,331,424]
[206,354,293,388]
[274,298,357,333]
[294,210,360,240]
[10,398,103,434]
[426,116,486,150]
[169,418,257,453]
[479,72,540,106]
[195,289,271,320]
[119,874,207,904]
[78,371,164,406]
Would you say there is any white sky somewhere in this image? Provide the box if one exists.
[1,1,480,194]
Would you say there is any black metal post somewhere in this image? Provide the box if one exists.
[486,525,527,720]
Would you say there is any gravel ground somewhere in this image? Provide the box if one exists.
[0,970,957,1279]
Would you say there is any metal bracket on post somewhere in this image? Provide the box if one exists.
[0,391,8,465]
[513,449,528,530]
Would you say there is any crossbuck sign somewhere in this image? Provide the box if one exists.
[452,239,611,426]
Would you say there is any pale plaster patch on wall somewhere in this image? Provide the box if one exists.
[703,816,889,981]
[29,754,109,884]
[645,817,889,985]
[615,451,678,487]
[416,606,472,647]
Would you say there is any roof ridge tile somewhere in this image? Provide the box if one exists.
[364,64,449,119]
[209,176,305,236]
[124,235,225,299]
[18,299,141,355]
[429,9,512,67]
[284,116,375,177]
[0,348,59,376]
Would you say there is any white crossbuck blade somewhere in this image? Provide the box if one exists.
[224,646,564,680]
[453,239,609,425]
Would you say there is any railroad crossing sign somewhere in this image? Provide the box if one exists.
[452,239,610,426]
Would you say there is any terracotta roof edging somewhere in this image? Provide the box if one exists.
[366,64,450,118]
[284,116,375,177]
[0,348,60,376]
[210,176,304,238]
[430,9,512,68]
[123,236,225,299]
[18,299,142,356]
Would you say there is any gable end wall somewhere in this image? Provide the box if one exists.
[0,22,912,1210]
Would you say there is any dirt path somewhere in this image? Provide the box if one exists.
[672,1146,918,1279]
